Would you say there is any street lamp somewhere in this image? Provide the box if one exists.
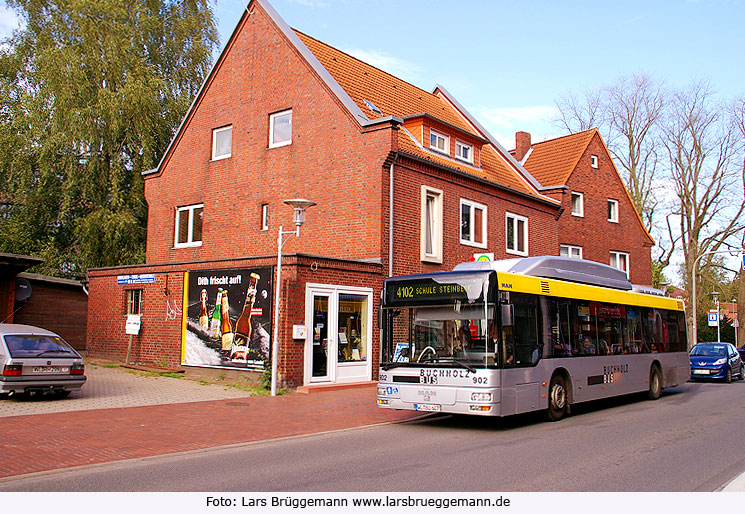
[733,298,738,347]
[271,198,316,396]
[711,291,721,344]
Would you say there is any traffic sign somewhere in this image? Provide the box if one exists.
[708,310,719,327]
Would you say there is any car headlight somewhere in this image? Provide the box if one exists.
[713,358,726,366]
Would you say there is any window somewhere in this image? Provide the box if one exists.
[126,289,143,315]
[261,204,269,231]
[175,204,203,248]
[421,186,443,263]
[608,199,619,222]
[571,192,584,217]
[455,140,473,163]
[269,110,292,148]
[212,126,232,160]
[460,199,487,247]
[610,251,629,277]
[506,213,528,256]
[560,245,582,259]
[590,154,599,168]
[429,129,449,154]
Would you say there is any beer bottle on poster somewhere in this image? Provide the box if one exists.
[220,291,234,350]
[233,273,260,348]
[199,289,209,330]
[209,288,223,338]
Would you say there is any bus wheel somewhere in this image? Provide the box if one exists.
[547,375,568,421]
[648,365,662,400]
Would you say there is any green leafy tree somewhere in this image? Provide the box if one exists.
[0,0,218,277]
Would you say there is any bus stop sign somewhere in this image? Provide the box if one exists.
[708,310,719,327]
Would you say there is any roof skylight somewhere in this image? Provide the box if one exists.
[363,99,382,116]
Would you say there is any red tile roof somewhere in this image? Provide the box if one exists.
[521,129,596,187]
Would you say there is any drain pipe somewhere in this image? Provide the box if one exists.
[388,153,399,277]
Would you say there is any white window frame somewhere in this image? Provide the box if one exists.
[610,251,629,278]
[505,212,528,256]
[590,154,599,168]
[174,204,203,248]
[607,199,619,223]
[459,198,487,248]
[261,203,269,231]
[429,129,449,154]
[269,109,292,148]
[560,244,583,259]
[126,289,143,315]
[455,140,473,163]
[211,126,232,161]
[421,186,443,263]
[571,192,584,217]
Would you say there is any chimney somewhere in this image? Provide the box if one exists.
[515,131,531,161]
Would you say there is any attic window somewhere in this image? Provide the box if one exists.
[363,100,382,116]
[430,129,449,154]
[590,155,599,168]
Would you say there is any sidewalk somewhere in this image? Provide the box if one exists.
[0,366,418,479]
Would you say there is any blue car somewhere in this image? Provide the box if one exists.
[690,342,744,383]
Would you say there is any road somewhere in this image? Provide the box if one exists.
[2,379,744,492]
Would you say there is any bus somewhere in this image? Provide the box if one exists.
[377,256,689,421]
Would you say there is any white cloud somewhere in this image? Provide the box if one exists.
[342,47,423,85]
[477,105,560,148]
[0,5,21,40]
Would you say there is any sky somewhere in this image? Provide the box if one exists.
[2,0,743,148]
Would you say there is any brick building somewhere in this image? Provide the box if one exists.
[86,0,652,388]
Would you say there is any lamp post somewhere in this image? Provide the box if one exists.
[733,299,738,347]
[711,291,721,344]
[691,249,743,349]
[271,198,316,396]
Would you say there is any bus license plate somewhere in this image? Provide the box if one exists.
[415,403,441,412]
[33,366,67,373]
[692,369,709,375]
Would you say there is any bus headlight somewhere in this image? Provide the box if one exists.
[470,392,492,402]
[377,387,387,396]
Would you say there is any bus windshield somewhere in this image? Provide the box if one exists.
[383,304,497,369]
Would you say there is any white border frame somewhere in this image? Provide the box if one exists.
[174,204,204,248]
[261,203,269,231]
[590,154,599,168]
[571,191,584,217]
[459,198,487,248]
[560,244,583,259]
[607,199,619,223]
[505,212,529,256]
[211,126,232,161]
[429,129,450,154]
[269,109,292,148]
[610,251,630,278]
[455,140,473,163]
[421,185,444,263]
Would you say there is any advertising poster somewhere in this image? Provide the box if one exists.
[181,267,273,370]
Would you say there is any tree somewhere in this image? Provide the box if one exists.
[0,0,219,278]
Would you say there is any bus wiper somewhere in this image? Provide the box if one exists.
[381,362,410,371]
[451,360,477,372]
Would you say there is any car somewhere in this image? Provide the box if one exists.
[0,324,86,398]
[689,342,744,383]
[738,346,745,363]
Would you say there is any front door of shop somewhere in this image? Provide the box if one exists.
[305,285,373,385]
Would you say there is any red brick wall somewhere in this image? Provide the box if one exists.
[558,133,653,285]
[144,3,391,266]
[14,279,88,350]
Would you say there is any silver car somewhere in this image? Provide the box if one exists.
[0,324,86,398]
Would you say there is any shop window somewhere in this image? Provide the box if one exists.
[610,251,629,277]
[175,204,203,248]
[571,192,584,217]
[608,199,619,222]
[269,109,292,148]
[506,212,528,256]
[421,185,443,263]
[429,129,449,154]
[560,244,582,259]
[460,199,487,247]
[212,126,232,160]
[337,294,368,363]
[126,289,143,315]
[455,140,473,163]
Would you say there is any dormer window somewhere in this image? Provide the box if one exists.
[430,129,449,154]
[455,140,473,163]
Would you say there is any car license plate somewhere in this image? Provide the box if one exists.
[414,403,441,412]
[692,369,709,375]
[33,366,67,373]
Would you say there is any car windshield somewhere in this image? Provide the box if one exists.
[4,335,77,358]
[690,344,728,357]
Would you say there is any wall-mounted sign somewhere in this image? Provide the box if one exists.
[181,267,273,371]
[125,314,141,335]
[117,274,155,285]
[472,253,494,262]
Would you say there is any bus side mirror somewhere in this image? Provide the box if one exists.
[501,304,514,327]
